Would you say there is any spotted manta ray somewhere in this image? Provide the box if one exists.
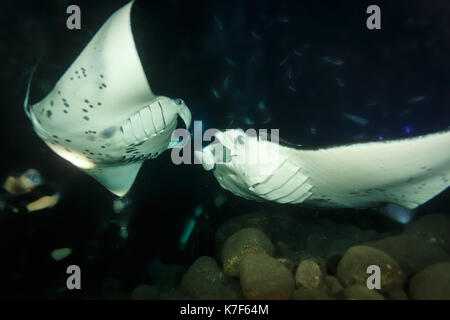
[24,1,191,196]
[195,129,450,211]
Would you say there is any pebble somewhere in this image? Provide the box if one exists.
[221,228,274,277]
[365,233,449,276]
[337,245,405,293]
[181,256,239,299]
[295,259,322,289]
[323,275,344,297]
[240,253,295,300]
[215,213,271,255]
[409,262,450,300]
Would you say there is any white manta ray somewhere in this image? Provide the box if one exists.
[24,2,191,196]
[195,129,450,210]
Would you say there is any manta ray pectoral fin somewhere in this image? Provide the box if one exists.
[84,162,143,197]
[296,129,450,209]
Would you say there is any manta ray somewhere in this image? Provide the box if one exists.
[24,2,191,196]
[195,129,450,215]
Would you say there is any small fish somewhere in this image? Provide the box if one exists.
[280,56,288,66]
[277,17,290,23]
[286,68,293,80]
[214,15,223,31]
[257,101,266,110]
[119,226,128,239]
[225,57,236,66]
[407,96,426,103]
[113,196,130,213]
[194,205,203,217]
[352,134,367,141]
[51,248,72,261]
[179,205,204,250]
[260,12,266,21]
[310,126,317,135]
[404,126,413,135]
[223,76,230,90]
[243,117,255,125]
[262,116,272,124]
[367,99,379,107]
[288,85,296,92]
[250,31,262,40]
[336,77,345,87]
[400,109,412,116]
[322,56,344,66]
[212,88,220,99]
[178,220,196,251]
[214,194,227,208]
[344,113,369,126]
[294,50,304,57]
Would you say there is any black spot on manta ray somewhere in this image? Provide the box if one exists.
[50,100,54,106]
[100,127,117,139]
[63,110,68,114]
[83,109,88,113]
[65,139,72,143]
[83,116,90,121]
[47,110,52,118]
[84,99,89,103]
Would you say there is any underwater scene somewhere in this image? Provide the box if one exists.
[0,0,449,302]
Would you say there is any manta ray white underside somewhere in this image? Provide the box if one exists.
[197,129,450,210]
[24,1,191,196]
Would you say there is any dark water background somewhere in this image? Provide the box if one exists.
[0,0,449,298]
